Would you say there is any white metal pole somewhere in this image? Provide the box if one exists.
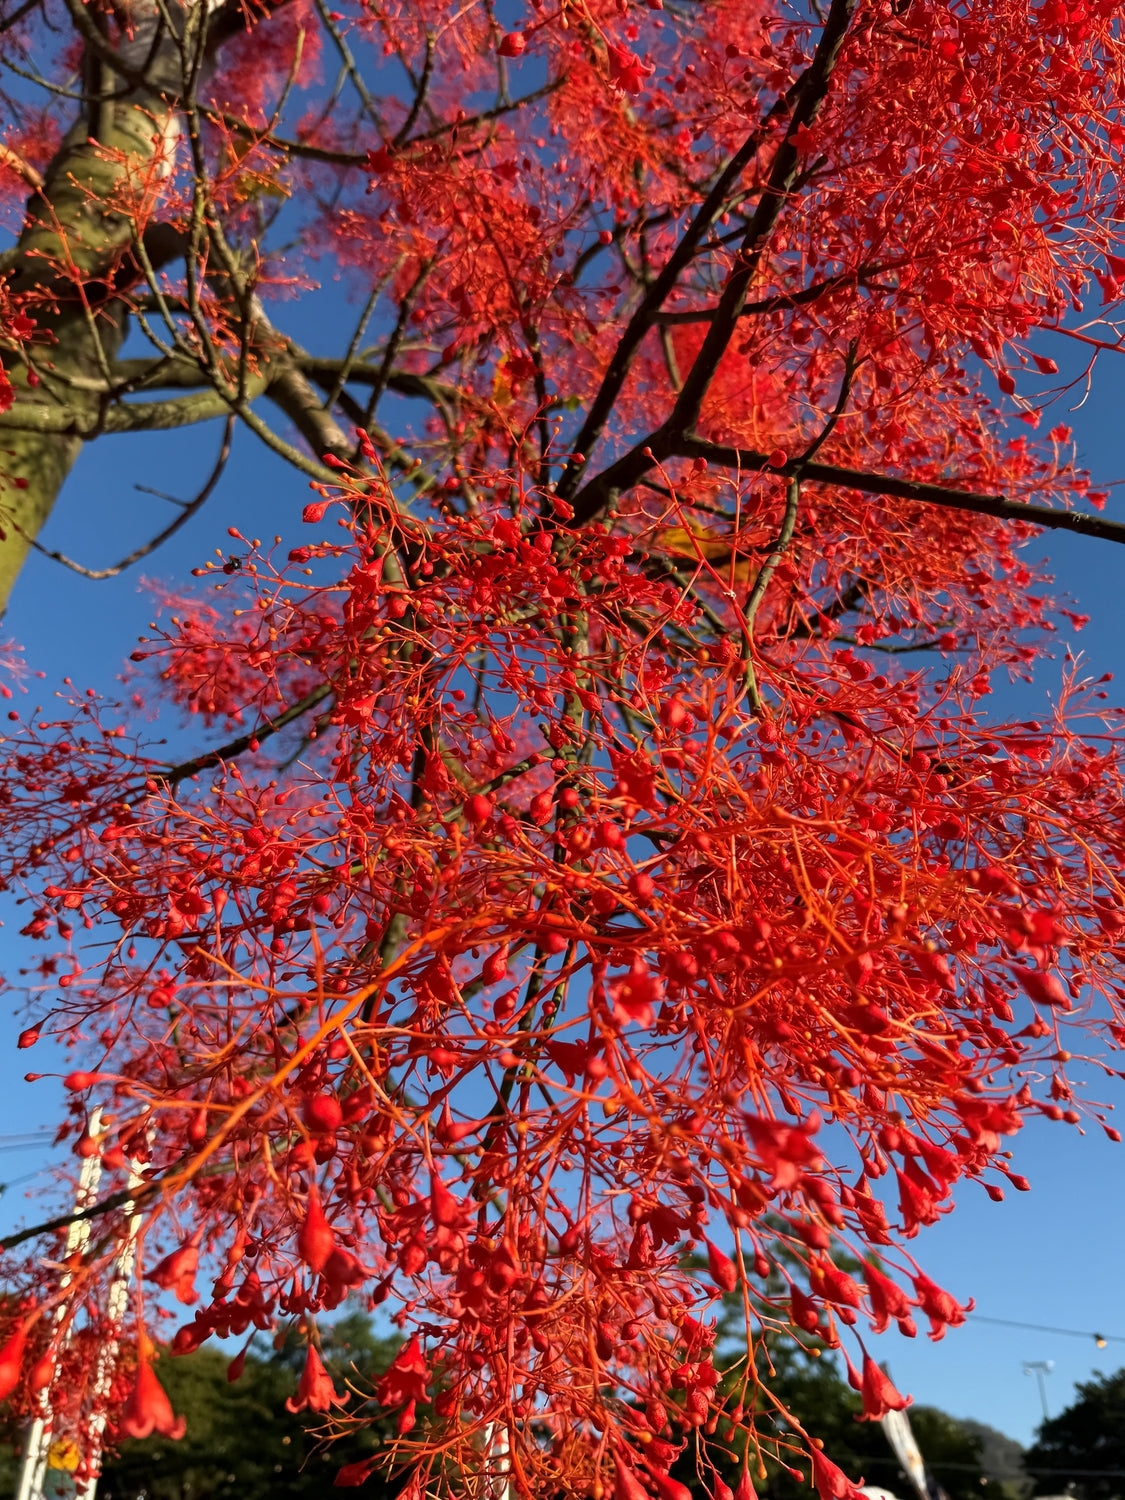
[72,1156,147,1500]
[15,1110,104,1500]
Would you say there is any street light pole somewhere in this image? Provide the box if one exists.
[1023,1361,1054,1423]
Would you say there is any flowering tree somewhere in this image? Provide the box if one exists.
[1,0,1125,1495]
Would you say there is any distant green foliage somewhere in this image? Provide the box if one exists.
[99,1311,403,1500]
[676,1343,1010,1500]
[5,1304,1021,1500]
[1025,1368,1125,1500]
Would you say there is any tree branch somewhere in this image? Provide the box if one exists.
[553,98,796,504]
[0,1180,159,1251]
[668,0,860,438]
[653,268,879,325]
[28,415,234,579]
[0,387,254,435]
[677,434,1125,546]
[152,682,334,787]
[564,0,860,522]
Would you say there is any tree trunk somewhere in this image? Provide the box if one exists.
[0,5,201,611]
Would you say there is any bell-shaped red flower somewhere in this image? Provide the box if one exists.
[0,1320,29,1400]
[811,1449,864,1500]
[120,1358,186,1440]
[286,1344,343,1414]
[860,1354,910,1419]
[375,1335,430,1409]
[147,1230,202,1305]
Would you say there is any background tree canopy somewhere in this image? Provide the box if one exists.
[1025,1369,1125,1500]
[98,1311,403,1500]
[85,1305,1022,1500]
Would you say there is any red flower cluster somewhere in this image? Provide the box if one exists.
[0,0,1124,1496]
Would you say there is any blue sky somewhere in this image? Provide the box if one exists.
[1,301,1124,1449]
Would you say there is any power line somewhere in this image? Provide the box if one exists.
[971,1314,1125,1348]
[0,1168,55,1194]
[865,1456,1125,1480]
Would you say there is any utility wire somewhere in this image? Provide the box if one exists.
[0,1165,56,1194]
[865,1456,1125,1479]
[971,1313,1125,1348]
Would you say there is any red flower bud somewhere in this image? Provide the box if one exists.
[464,793,493,824]
[1011,965,1071,1009]
[614,1457,650,1500]
[651,1474,693,1500]
[304,1091,344,1133]
[706,1239,738,1293]
[297,1186,336,1274]
[28,1353,54,1394]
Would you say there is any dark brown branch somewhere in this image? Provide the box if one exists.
[353,260,435,427]
[410,78,563,143]
[0,1180,158,1251]
[564,0,860,523]
[393,31,435,147]
[0,0,42,35]
[676,435,1125,546]
[201,110,370,165]
[554,95,797,504]
[154,682,333,787]
[668,0,860,438]
[653,268,878,325]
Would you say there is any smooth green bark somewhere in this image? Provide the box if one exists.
[0,0,206,611]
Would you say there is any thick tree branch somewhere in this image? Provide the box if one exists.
[669,0,860,437]
[0,0,298,611]
[0,388,257,435]
[677,435,1125,545]
[564,0,860,523]
[553,101,793,504]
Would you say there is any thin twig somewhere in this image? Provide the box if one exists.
[29,415,235,579]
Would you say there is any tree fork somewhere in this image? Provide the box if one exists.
[0,0,292,614]
[0,0,197,612]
